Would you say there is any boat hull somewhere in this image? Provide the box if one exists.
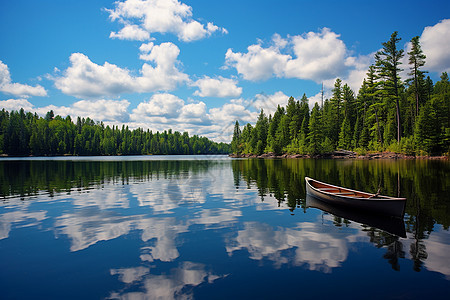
[305,177,406,217]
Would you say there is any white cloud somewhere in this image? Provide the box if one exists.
[225,44,290,81]
[225,28,371,92]
[39,99,131,123]
[0,61,47,97]
[285,28,347,81]
[209,100,257,124]
[0,98,35,112]
[110,24,151,41]
[54,53,135,98]
[107,0,226,42]
[420,19,450,74]
[133,93,184,118]
[54,43,188,98]
[192,76,242,98]
[180,102,209,124]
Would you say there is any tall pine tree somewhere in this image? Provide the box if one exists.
[375,31,404,143]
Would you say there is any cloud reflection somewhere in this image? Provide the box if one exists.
[0,210,47,239]
[226,220,366,273]
[415,228,450,279]
[109,262,222,300]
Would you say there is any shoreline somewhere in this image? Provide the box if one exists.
[229,151,448,160]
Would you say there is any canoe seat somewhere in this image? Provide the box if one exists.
[317,188,336,191]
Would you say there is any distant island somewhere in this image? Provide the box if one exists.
[0,109,230,156]
[231,33,449,158]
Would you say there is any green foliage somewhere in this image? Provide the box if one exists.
[338,117,352,150]
[0,109,230,156]
[415,102,441,154]
[231,120,241,154]
[375,31,404,142]
[307,103,323,154]
[407,36,427,117]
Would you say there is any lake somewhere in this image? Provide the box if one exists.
[1,155,449,299]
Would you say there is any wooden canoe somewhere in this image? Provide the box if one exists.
[305,177,406,217]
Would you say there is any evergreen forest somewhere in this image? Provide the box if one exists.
[231,32,450,156]
[0,109,230,156]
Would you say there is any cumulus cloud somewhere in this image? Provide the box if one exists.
[225,28,371,92]
[192,76,242,98]
[133,93,184,118]
[0,98,35,112]
[107,0,226,42]
[130,93,213,136]
[285,28,348,81]
[180,102,209,124]
[54,42,188,98]
[109,24,151,41]
[225,44,290,81]
[0,61,47,97]
[54,53,135,98]
[420,19,450,74]
[209,99,257,124]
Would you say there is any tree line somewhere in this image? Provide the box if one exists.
[231,32,450,156]
[0,109,230,156]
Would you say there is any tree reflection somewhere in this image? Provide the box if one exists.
[0,159,222,200]
[384,240,405,271]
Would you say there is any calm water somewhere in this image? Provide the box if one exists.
[1,156,449,299]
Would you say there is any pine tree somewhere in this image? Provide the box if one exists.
[415,102,440,154]
[231,120,241,154]
[267,105,285,154]
[342,84,356,129]
[330,78,343,145]
[254,109,269,155]
[307,103,323,154]
[375,31,404,143]
[407,36,427,116]
[365,65,383,145]
[338,116,352,149]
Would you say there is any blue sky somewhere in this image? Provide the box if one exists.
[1,0,449,142]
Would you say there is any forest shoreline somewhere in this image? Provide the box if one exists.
[1,152,447,160]
[229,151,448,160]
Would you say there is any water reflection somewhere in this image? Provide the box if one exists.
[109,262,223,300]
[226,221,352,272]
[0,209,47,239]
[232,158,450,275]
[306,194,406,237]
[0,157,449,299]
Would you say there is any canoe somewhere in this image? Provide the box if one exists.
[305,177,406,217]
[306,194,406,237]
